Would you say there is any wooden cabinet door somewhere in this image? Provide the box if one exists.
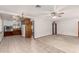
[25,24,32,38]
[4,31,13,36]
[13,29,21,35]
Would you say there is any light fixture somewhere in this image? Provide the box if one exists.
[12,12,24,20]
[52,16,57,19]
[51,11,64,19]
[12,15,19,20]
[51,13,57,19]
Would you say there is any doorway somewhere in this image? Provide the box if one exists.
[22,18,34,38]
[52,21,57,35]
[78,21,79,37]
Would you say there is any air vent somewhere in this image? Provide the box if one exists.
[36,5,41,8]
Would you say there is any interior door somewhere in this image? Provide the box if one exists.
[23,18,32,38]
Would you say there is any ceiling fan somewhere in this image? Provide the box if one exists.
[12,5,42,20]
[36,5,64,18]
[50,5,64,18]
[51,11,64,18]
[12,12,27,20]
[12,5,64,20]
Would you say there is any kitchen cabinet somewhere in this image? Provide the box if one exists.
[4,28,21,36]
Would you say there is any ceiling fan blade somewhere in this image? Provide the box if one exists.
[58,15,62,17]
[57,13,64,17]
[51,12,56,14]
[53,5,57,12]
[59,12,64,14]
[58,5,69,12]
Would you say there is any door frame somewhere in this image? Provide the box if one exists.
[78,22,79,37]
[52,21,57,35]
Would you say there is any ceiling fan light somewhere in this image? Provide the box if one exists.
[60,12,64,14]
[12,15,19,20]
[52,16,57,19]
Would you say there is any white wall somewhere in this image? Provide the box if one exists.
[34,15,52,38]
[0,18,2,32]
[56,18,79,36]
[0,17,3,42]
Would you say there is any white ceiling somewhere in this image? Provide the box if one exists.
[0,5,79,20]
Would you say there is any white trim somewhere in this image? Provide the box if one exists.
[0,10,17,15]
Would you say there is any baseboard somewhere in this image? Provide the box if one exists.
[57,34,78,37]
[34,34,52,39]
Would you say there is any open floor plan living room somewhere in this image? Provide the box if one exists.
[0,5,79,53]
